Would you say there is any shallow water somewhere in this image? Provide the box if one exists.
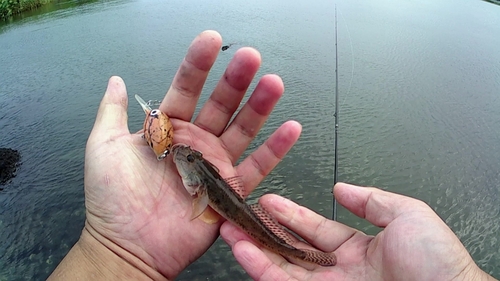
[1,0,499,279]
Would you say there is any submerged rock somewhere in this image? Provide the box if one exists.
[0,148,21,187]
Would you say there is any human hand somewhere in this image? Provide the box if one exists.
[78,30,301,279]
[221,183,495,281]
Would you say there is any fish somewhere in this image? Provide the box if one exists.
[172,143,337,267]
[135,94,174,160]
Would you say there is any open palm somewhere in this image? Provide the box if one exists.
[83,30,301,280]
[221,184,487,281]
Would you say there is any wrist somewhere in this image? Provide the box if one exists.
[48,221,169,281]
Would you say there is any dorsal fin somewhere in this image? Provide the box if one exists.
[224,176,247,199]
[249,203,337,267]
[301,249,337,266]
[249,203,296,245]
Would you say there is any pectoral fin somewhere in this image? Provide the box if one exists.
[190,190,209,220]
[191,191,221,224]
[198,207,221,224]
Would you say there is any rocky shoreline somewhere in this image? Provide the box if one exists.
[0,148,21,188]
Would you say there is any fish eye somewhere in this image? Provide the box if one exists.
[186,154,195,163]
[150,109,160,116]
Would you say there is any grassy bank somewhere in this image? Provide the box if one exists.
[0,0,51,20]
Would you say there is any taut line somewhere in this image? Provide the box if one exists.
[332,5,339,221]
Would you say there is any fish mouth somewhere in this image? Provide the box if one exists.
[171,143,190,160]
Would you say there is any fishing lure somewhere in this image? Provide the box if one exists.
[135,94,174,160]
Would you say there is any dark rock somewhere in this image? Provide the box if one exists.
[0,148,21,187]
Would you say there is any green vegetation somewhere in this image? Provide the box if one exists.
[0,0,51,20]
[484,0,500,5]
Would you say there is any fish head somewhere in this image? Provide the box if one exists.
[172,144,205,195]
[172,143,203,173]
[172,144,221,223]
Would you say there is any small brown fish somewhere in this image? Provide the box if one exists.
[172,144,337,267]
[135,94,174,160]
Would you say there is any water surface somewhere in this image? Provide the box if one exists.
[1,0,499,279]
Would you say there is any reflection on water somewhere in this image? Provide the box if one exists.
[1,0,499,279]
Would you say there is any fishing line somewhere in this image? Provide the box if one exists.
[332,5,355,221]
[332,5,339,221]
[338,8,355,111]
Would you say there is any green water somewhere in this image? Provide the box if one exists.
[1,0,499,279]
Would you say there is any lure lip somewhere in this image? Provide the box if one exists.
[135,94,152,114]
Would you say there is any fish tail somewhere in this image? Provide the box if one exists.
[301,249,337,266]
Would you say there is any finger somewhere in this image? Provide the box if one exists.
[221,74,284,162]
[194,47,261,136]
[234,241,294,281]
[221,221,297,266]
[236,121,301,194]
[220,222,294,281]
[160,30,222,121]
[259,194,360,252]
[334,182,429,227]
[222,222,322,280]
[89,76,129,141]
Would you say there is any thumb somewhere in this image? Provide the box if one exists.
[89,76,130,143]
[334,182,428,228]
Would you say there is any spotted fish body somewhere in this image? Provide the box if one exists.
[135,95,174,160]
[172,144,337,267]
